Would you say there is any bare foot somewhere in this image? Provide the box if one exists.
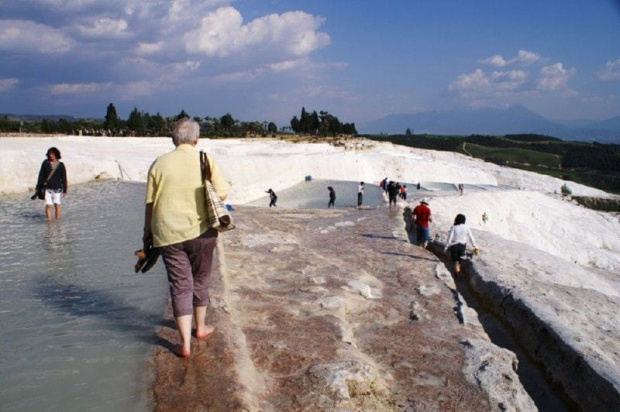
[175,346,191,358]
[195,324,215,340]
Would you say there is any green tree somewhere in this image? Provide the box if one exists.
[290,116,300,133]
[220,113,235,132]
[103,103,120,133]
[290,107,356,136]
[149,113,168,136]
[127,107,146,135]
[0,116,20,132]
[267,122,277,135]
[342,123,357,135]
[203,116,220,136]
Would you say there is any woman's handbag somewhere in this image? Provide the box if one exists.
[200,151,235,232]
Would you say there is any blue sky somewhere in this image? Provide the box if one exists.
[0,0,619,127]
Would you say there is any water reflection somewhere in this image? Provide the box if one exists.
[44,221,67,252]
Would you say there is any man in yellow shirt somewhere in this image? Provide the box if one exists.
[143,118,229,357]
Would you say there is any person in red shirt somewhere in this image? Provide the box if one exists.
[412,199,432,248]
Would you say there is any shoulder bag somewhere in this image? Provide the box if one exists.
[200,151,235,232]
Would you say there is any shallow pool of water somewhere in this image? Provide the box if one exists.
[244,179,387,209]
[0,181,168,411]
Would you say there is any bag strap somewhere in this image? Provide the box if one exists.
[200,151,212,182]
[43,161,60,185]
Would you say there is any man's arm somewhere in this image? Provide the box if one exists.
[143,202,153,247]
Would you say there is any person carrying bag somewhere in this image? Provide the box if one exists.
[201,150,235,231]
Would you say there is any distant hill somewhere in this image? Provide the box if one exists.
[0,113,81,122]
[358,106,620,144]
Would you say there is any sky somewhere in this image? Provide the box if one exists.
[0,0,619,127]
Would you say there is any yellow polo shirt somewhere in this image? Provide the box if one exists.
[146,144,230,247]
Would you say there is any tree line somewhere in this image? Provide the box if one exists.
[1,104,356,138]
[290,107,357,136]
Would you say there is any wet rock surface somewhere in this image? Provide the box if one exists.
[152,205,535,411]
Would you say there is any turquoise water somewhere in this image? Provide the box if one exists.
[243,179,512,210]
[245,180,386,209]
[0,181,168,411]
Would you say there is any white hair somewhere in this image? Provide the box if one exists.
[172,118,199,146]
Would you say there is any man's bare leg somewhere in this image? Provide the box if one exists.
[194,305,214,339]
[175,314,192,357]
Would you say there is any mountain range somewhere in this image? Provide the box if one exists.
[358,105,620,144]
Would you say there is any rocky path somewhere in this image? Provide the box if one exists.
[151,205,535,411]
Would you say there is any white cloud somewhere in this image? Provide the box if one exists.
[449,69,527,93]
[171,60,201,73]
[117,81,156,99]
[269,60,301,72]
[34,0,98,9]
[537,63,574,91]
[49,79,159,101]
[0,20,74,53]
[479,55,507,67]
[268,59,346,74]
[212,68,265,82]
[491,70,528,91]
[479,50,541,67]
[50,82,112,94]
[449,69,491,91]
[75,17,129,38]
[0,78,19,92]
[184,7,330,58]
[450,58,579,111]
[514,50,541,65]
[597,59,620,81]
[136,41,163,54]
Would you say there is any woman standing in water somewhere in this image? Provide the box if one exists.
[35,147,68,220]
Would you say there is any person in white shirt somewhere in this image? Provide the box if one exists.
[357,181,364,209]
[444,214,479,275]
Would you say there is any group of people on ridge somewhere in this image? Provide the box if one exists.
[380,177,411,207]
